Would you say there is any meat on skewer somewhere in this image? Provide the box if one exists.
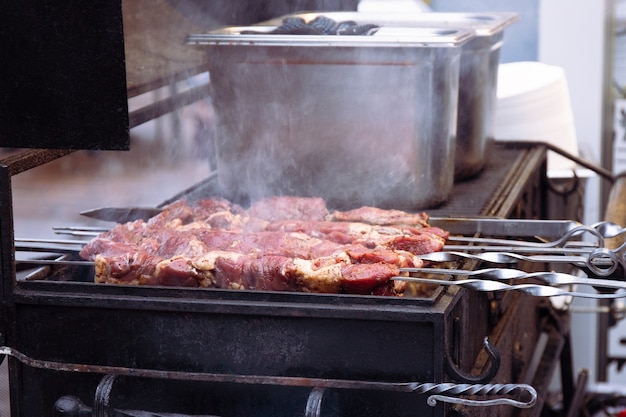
[81,196,449,296]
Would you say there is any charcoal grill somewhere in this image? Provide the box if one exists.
[0,1,585,416]
[0,142,575,417]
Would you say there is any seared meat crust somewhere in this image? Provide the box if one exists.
[81,197,448,296]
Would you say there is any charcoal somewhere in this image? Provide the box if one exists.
[308,16,338,35]
[260,16,379,36]
[337,23,380,36]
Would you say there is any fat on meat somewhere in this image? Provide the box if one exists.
[83,197,448,296]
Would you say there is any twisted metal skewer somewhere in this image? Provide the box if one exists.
[418,250,619,277]
[419,251,584,264]
[400,268,626,290]
[448,224,604,249]
[411,383,537,408]
[592,221,626,239]
[0,346,536,409]
[393,276,626,299]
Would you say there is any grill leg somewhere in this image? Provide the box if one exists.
[560,333,575,411]
[564,368,589,417]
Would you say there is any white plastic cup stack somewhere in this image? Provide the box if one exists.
[494,61,579,176]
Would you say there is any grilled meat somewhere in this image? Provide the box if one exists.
[80,197,449,295]
[332,206,432,227]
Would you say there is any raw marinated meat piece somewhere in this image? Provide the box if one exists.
[94,251,161,285]
[340,263,400,294]
[385,233,449,255]
[214,255,300,292]
[265,220,448,253]
[190,197,242,219]
[82,196,448,296]
[154,256,212,287]
[148,200,196,226]
[245,196,330,222]
[332,206,431,227]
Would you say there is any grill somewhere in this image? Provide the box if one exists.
[0,1,609,416]
[0,142,575,417]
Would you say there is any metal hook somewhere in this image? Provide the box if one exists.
[425,383,537,409]
[305,387,326,417]
[446,337,500,384]
[94,374,117,417]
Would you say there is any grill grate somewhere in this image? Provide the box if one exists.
[425,142,547,218]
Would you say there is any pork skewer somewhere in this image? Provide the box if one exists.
[76,197,449,295]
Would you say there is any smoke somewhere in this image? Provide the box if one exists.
[122,3,470,210]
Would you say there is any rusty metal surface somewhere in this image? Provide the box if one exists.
[0,150,75,177]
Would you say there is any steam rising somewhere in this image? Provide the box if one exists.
[125,4,461,210]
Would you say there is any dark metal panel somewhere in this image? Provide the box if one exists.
[0,0,129,150]
[0,164,13,343]
[14,302,446,381]
[12,302,448,417]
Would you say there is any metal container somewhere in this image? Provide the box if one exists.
[188,24,473,210]
[264,12,519,181]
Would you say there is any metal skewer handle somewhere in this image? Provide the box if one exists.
[400,268,625,289]
[394,276,626,299]
[418,250,619,277]
[0,346,537,410]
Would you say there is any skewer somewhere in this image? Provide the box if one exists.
[446,236,598,249]
[15,258,94,267]
[445,224,604,250]
[52,226,107,237]
[15,237,88,254]
[16,237,88,246]
[441,245,597,255]
[400,267,626,290]
[392,276,626,299]
[419,251,605,266]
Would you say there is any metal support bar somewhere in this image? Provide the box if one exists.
[597,174,626,381]
[560,334,576,413]
[129,83,211,128]
[0,163,13,309]
[564,368,589,417]
[0,346,537,409]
